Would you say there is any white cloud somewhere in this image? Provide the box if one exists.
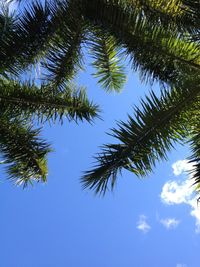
[136,215,151,233]
[160,218,180,229]
[161,159,200,233]
[172,160,193,176]
[161,179,193,205]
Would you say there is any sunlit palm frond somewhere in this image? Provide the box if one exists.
[83,0,200,86]
[89,28,126,92]
[0,114,50,186]
[0,79,99,124]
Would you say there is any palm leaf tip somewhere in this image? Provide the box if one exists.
[81,168,118,195]
[81,144,127,195]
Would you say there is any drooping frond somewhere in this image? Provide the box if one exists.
[0,114,50,186]
[0,79,99,123]
[83,0,200,86]
[0,1,52,75]
[89,28,126,92]
[137,0,182,16]
[4,0,199,88]
[125,0,196,32]
[82,72,200,194]
[0,4,17,77]
[43,0,85,87]
[3,0,200,83]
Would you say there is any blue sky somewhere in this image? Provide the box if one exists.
[1,2,200,266]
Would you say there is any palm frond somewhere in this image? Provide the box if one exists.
[0,114,51,186]
[125,0,197,32]
[83,0,200,86]
[0,1,52,75]
[89,29,126,92]
[0,79,99,123]
[43,0,85,87]
[82,72,200,194]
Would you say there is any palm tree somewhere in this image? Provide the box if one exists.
[5,0,200,191]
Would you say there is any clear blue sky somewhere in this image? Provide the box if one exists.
[1,2,200,266]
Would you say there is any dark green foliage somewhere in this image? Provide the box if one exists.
[3,0,128,92]
[0,79,99,123]
[3,0,200,192]
[0,115,50,186]
[0,1,102,185]
[0,77,99,184]
[82,0,200,86]
[43,0,85,87]
[188,131,200,193]
[0,1,52,75]
[82,71,200,194]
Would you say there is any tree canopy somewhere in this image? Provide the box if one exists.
[2,0,200,192]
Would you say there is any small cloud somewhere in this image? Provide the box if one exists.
[176,264,187,267]
[161,159,200,233]
[161,179,193,205]
[136,215,151,233]
[172,160,193,176]
[160,218,180,229]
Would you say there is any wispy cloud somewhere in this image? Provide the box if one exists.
[161,159,200,233]
[136,215,151,233]
[160,218,180,229]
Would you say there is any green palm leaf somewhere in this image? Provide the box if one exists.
[83,0,200,86]
[82,71,200,194]
[0,114,50,186]
[0,79,99,123]
[43,0,85,87]
[89,29,126,92]
[0,1,52,75]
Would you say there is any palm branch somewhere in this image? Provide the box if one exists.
[0,78,99,123]
[0,77,99,184]
[88,28,126,92]
[0,113,50,187]
[82,69,200,194]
